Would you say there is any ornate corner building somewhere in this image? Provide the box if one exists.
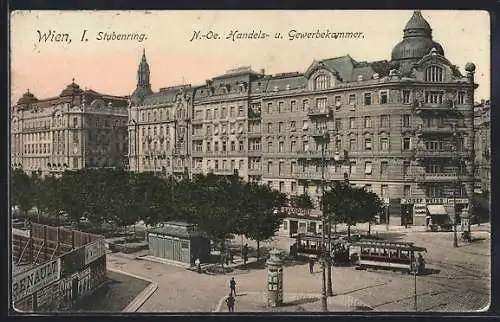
[473,100,491,221]
[11,80,129,176]
[126,11,478,226]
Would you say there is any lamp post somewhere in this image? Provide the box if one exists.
[320,132,328,311]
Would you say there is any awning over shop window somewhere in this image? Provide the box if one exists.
[427,204,448,216]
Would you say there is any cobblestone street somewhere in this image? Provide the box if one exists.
[106,227,490,312]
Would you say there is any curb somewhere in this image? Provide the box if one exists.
[107,267,158,312]
[213,292,374,312]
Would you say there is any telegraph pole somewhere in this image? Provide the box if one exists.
[452,128,458,248]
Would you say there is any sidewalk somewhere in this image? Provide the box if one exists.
[214,292,373,312]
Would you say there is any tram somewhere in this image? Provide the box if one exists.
[349,240,427,273]
[289,232,353,263]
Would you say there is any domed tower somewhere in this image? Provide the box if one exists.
[59,78,83,98]
[391,11,445,76]
[131,49,153,104]
[16,89,39,110]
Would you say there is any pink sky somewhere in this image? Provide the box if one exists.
[10,10,490,104]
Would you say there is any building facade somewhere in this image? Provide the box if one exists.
[127,11,478,227]
[128,50,194,179]
[473,99,490,220]
[11,80,128,176]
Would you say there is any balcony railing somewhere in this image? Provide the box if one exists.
[413,99,456,112]
[296,150,347,160]
[307,107,332,117]
[414,148,471,159]
[295,171,350,181]
[208,168,235,175]
[248,168,262,175]
[172,166,186,173]
[309,127,331,138]
[414,172,459,182]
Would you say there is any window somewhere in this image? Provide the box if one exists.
[222,141,227,152]
[279,181,285,192]
[268,181,273,188]
[425,91,444,104]
[365,161,372,175]
[349,139,356,151]
[349,161,356,175]
[279,122,284,132]
[291,100,297,112]
[291,161,296,174]
[206,141,211,152]
[381,185,388,198]
[380,91,388,104]
[279,162,284,175]
[426,184,443,198]
[73,157,79,168]
[290,121,296,131]
[214,141,219,152]
[291,182,297,193]
[364,116,372,128]
[279,141,284,153]
[239,141,244,151]
[290,141,296,152]
[302,120,309,131]
[457,91,465,105]
[335,138,342,150]
[316,97,327,109]
[267,141,273,152]
[230,141,236,151]
[349,117,356,129]
[380,115,389,128]
[278,102,284,113]
[267,123,273,133]
[302,141,309,151]
[425,66,444,82]
[334,96,342,108]
[302,99,309,111]
[402,115,411,127]
[222,107,228,118]
[267,103,272,114]
[267,161,273,173]
[214,108,219,119]
[364,93,372,105]
[380,137,389,151]
[403,138,411,151]
[239,160,244,170]
[364,138,372,150]
[335,119,342,131]
[72,117,78,127]
[349,94,356,105]
[403,90,411,104]
[380,161,388,175]
[230,106,235,117]
[403,161,410,176]
[314,74,330,90]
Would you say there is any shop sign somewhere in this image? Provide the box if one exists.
[84,239,106,265]
[12,259,61,302]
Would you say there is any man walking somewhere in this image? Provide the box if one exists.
[242,243,249,265]
[309,257,315,273]
[229,277,237,297]
[225,294,235,312]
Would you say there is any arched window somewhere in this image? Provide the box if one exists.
[314,74,330,90]
[425,66,444,83]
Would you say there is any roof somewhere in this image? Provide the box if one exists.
[148,221,208,239]
[265,73,307,92]
[307,56,390,83]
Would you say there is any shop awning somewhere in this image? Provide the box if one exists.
[427,204,448,216]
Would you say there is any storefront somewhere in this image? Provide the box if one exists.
[401,198,469,226]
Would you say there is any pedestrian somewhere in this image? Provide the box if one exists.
[309,257,315,273]
[225,251,230,266]
[195,257,201,274]
[225,294,235,312]
[242,244,249,265]
[229,249,234,264]
[229,277,237,297]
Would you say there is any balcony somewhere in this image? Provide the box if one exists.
[247,132,262,138]
[248,168,262,176]
[295,171,349,181]
[191,151,204,157]
[208,168,235,175]
[248,150,262,157]
[307,107,332,118]
[414,148,471,159]
[296,150,347,160]
[413,99,456,113]
[414,172,459,182]
[172,166,186,173]
[415,125,468,136]
[309,127,331,138]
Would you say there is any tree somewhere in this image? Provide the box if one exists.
[11,169,35,216]
[239,183,287,261]
[58,170,92,227]
[290,193,314,216]
[356,188,385,236]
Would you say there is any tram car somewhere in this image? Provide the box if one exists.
[349,240,427,273]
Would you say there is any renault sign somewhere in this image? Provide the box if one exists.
[12,259,61,302]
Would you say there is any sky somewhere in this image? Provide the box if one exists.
[10,10,490,104]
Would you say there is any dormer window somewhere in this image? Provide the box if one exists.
[425,65,444,83]
[314,75,330,90]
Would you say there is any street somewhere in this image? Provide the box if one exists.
[106,226,490,312]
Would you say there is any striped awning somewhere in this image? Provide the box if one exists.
[427,204,448,216]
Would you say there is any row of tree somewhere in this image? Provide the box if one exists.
[11,168,288,260]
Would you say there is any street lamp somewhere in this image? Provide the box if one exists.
[412,261,418,312]
[320,131,329,310]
